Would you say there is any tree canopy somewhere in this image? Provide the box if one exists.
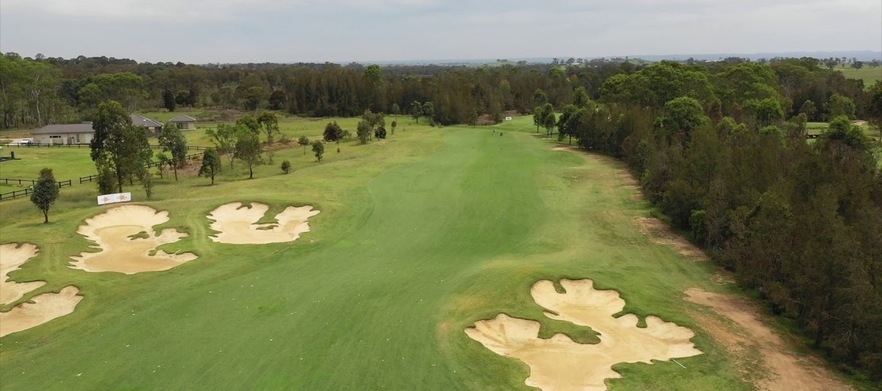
[30,168,59,223]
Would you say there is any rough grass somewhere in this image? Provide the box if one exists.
[836,65,882,89]
[0,118,770,390]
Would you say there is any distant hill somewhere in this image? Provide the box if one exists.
[370,51,882,66]
[632,50,882,62]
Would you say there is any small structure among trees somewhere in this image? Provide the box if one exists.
[169,115,198,130]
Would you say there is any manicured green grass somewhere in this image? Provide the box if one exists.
[0,120,768,390]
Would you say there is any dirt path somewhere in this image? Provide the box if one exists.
[634,217,709,260]
[686,289,853,391]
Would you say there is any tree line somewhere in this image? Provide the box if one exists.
[559,61,882,380]
[2,52,876,130]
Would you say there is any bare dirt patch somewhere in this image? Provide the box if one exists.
[69,205,197,274]
[0,286,82,338]
[634,217,708,261]
[207,202,320,245]
[1,243,46,306]
[685,288,853,391]
[466,279,702,391]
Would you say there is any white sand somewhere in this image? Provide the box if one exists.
[1,243,46,306]
[207,202,320,244]
[69,205,197,274]
[466,279,702,391]
[0,286,82,338]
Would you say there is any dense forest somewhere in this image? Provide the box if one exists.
[1,52,881,379]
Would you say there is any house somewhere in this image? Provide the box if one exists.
[131,114,163,136]
[169,114,198,130]
[31,114,164,145]
[31,123,95,145]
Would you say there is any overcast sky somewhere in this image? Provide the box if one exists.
[1,0,880,64]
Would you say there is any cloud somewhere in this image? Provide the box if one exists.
[1,0,879,63]
[1,0,440,21]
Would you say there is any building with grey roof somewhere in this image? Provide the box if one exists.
[30,114,164,145]
[169,114,198,130]
[31,123,96,145]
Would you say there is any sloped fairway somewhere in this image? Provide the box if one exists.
[1,126,754,390]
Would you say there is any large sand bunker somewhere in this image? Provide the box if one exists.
[207,202,320,244]
[686,288,852,391]
[1,243,82,338]
[0,286,82,338]
[466,279,702,391]
[69,205,197,274]
[1,243,46,305]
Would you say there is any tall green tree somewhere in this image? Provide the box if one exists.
[268,90,287,110]
[257,111,279,144]
[236,114,261,134]
[410,101,422,123]
[311,140,325,162]
[356,120,372,144]
[826,93,856,119]
[422,102,435,124]
[90,100,130,162]
[236,131,263,179]
[298,135,310,155]
[533,105,543,132]
[323,121,344,142]
[162,90,176,112]
[572,86,590,108]
[744,98,785,129]
[30,168,59,224]
[654,96,709,146]
[198,148,221,185]
[206,124,243,169]
[533,88,548,106]
[158,125,188,181]
[543,109,556,137]
[90,100,152,194]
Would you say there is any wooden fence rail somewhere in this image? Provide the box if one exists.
[6,143,208,150]
[2,151,203,202]
[0,179,71,201]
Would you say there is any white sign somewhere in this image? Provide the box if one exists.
[505,116,513,121]
[97,192,132,205]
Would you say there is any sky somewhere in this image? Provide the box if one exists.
[1,0,880,64]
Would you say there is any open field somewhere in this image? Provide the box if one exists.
[836,65,882,88]
[0,118,859,390]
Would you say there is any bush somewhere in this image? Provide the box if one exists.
[281,160,291,174]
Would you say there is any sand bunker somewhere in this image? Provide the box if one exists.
[1,243,46,306]
[466,279,702,391]
[207,202,320,245]
[69,205,197,274]
[0,286,82,338]
[1,243,82,338]
[686,289,852,391]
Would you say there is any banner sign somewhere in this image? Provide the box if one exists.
[97,192,131,205]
